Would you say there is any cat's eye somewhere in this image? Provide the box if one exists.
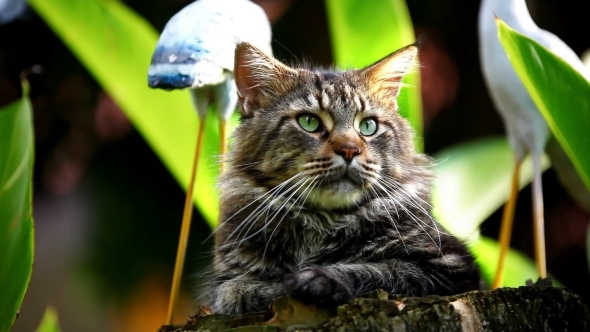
[298,114,321,132]
[359,118,378,136]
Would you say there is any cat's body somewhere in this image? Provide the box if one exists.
[207,43,481,315]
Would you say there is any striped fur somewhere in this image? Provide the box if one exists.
[206,42,481,315]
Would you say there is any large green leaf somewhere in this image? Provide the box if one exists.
[0,85,35,331]
[28,0,228,228]
[325,0,423,151]
[497,19,590,191]
[432,136,549,239]
[35,307,62,332]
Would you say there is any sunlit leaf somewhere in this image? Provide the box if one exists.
[28,0,228,228]
[497,19,590,192]
[0,84,34,331]
[473,236,561,288]
[432,136,550,240]
[325,0,423,151]
[35,307,62,332]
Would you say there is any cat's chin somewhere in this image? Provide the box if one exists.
[307,182,364,210]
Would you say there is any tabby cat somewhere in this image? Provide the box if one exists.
[207,42,481,315]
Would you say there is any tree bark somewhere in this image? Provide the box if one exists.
[159,280,590,332]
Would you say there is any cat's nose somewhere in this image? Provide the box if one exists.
[335,145,361,162]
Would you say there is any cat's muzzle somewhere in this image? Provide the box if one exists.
[320,163,366,187]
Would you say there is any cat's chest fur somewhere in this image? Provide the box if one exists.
[280,210,356,267]
[217,188,367,270]
[219,191,397,274]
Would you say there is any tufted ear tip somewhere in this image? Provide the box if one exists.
[234,42,297,115]
[234,42,263,64]
[362,44,418,102]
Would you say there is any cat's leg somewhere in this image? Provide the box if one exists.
[209,279,284,315]
[286,258,479,306]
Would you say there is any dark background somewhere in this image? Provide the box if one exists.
[1,0,588,331]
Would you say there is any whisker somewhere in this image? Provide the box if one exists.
[367,184,409,254]
[203,172,301,244]
[232,160,264,171]
[221,174,312,251]
[379,177,444,255]
[294,175,320,215]
[218,179,299,251]
[379,177,441,232]
[372,180,443,257]
[262,176,315,261]
[380,177,451,239]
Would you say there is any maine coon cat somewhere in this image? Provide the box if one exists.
[207,42,481,315]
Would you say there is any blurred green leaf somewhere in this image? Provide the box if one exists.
[28,0,227,228]
[432,136,550,240]
[0,84,34,331]
[497,19,590,192]
[35,307,62,332]
[473,236,561,288]
[325,0,423,151]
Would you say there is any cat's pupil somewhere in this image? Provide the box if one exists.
[298,114,320,132]
[359,118,377,136]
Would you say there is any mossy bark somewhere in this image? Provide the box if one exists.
[159,281,590,332]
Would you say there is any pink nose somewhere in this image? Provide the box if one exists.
[336,146,361,161]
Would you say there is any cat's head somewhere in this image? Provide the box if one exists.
[226,42,422,210]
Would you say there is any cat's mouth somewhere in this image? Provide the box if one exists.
[306,173,364,210]
[298,161,372,209]
[321,165,365,186]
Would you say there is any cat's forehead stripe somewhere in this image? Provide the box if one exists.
[311,72,367,115]
[287,99,311,110]
[313,73,326,110]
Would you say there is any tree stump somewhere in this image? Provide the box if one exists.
[158,279,590,332]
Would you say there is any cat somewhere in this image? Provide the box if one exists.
[206,42,481,315]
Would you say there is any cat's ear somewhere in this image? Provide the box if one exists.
[234,42,297,115]
[361,44,418,104]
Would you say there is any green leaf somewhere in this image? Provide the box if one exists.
[496,19,590,192]
[325,0,423,151]
[28,0,228,228]
[35,307,62,332]
[432,136,550,240]
[0,85,35,331]
[472,236,561,288]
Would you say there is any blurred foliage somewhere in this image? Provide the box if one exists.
[325,0,423,151]
[0,81,34,331]
[35,307,62,332]
[432,136,550,240]
[473,236,562,287]
[83,132,213,301]
[497,19,590,192]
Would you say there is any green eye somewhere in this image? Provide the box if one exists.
[298,114,321,132]
[359,118,378,136]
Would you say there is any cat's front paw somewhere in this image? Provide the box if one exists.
[284,266,352,307]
